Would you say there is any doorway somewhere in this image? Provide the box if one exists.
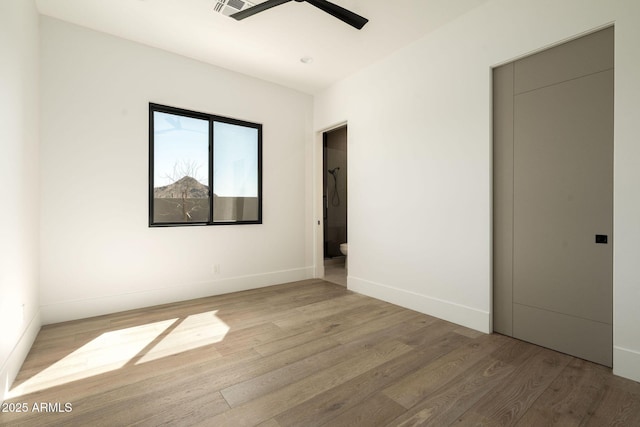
[323,125,348,286]
[493,27,614,366]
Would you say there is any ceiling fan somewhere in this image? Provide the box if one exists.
[231,0,369,30]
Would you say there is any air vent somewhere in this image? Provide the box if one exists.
[214,0,255,17]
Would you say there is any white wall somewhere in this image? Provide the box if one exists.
[314,0,640,382]
[39,17,315,324]
[0,0,42,402]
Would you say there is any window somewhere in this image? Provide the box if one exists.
[149,103,262,226]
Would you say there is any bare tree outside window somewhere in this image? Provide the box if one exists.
[154,160,208,222]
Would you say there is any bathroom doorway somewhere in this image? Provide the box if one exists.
[323,125,347,286]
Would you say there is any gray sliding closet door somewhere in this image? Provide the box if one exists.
[493,27,614,367]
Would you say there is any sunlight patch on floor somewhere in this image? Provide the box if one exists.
[136,310,229,364]
[7,310,231,399]
[7,318,177,398]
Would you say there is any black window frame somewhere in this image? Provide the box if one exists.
[149,103,263,227]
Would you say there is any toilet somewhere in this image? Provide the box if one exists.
[339,243,348,256]
[339,243,348,273]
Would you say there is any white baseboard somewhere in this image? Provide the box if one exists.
[614,346,640,383]
[1,310,41,403]
[40,267,314,325]
[348,276,491,333]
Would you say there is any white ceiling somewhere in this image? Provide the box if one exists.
[35,0,489,94]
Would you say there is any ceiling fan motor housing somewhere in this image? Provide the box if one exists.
[229,0,369,30]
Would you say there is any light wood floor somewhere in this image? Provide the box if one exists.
[323,262,347,287]
[2,279,639,426]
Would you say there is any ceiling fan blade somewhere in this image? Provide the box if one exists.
[230,0,293,20]
[305,0,368,30]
